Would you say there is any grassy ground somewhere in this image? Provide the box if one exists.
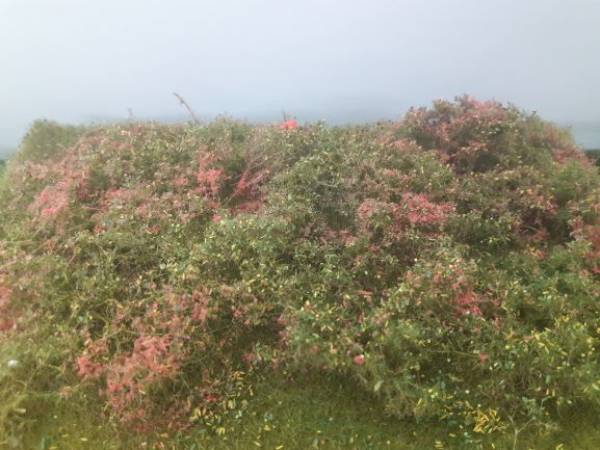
[21,373,600,450]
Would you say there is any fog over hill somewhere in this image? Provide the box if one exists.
[564,122,600,150]
[2,113,599,160]
[1,0,600,151]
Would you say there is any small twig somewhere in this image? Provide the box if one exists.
[0,258,20,272]
[173,92,201,125]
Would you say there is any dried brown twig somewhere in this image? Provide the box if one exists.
[173,92,201,125]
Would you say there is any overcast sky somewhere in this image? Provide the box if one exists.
[1,0,600,149]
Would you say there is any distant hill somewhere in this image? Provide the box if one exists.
[563,121,600,149]
[0,147,14,159]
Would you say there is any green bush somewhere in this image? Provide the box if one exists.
[0,99,599,446]
[15,120,84,163]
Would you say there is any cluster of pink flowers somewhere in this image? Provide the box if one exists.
[400,192,455,227]
[230,167,269,214]
[23,129,276,243]
[356,193,454,234]
[455,290,482,316]
[232,168,268,200]
[194,149,270,216]
[76,354,104,379]
[75,336,108,380]
[26,147,91,221]
[356,198,387,223]
[423,259,489,319]
[402,95,515,170]
[105,334,179,416]
[190,290,210,324]
[521,187,558,215]
[31,180,72,218]
[75,287,214,428]
[196,153,226,199]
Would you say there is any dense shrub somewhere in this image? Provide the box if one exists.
[15,120,84,163]
[0,97,599,446]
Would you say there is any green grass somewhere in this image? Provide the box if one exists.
[21,373,600,450]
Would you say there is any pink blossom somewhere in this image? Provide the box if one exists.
[456,290,482,316]
[353,354,365,366]
[196,154,225,198]
[279,119,298,130]
[76,355,104,379]
[401,192,455,227]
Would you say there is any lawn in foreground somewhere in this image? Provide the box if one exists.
[24,373,600,450]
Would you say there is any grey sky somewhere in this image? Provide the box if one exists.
[1,0,600,149]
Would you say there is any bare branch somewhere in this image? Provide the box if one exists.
[173,92,201,125]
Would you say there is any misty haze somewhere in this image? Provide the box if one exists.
[2,0,600,154]
[2,2,600,449]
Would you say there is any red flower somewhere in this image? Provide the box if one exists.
[456,290,482,316]
[401,192,454,227]
[353,354,365,366]
[196,154,226,198]
[76,355,104,379]
[279,119,298,130]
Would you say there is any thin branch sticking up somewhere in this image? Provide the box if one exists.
[173,92,201,125]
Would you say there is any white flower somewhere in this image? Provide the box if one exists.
[7,359,18,369]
